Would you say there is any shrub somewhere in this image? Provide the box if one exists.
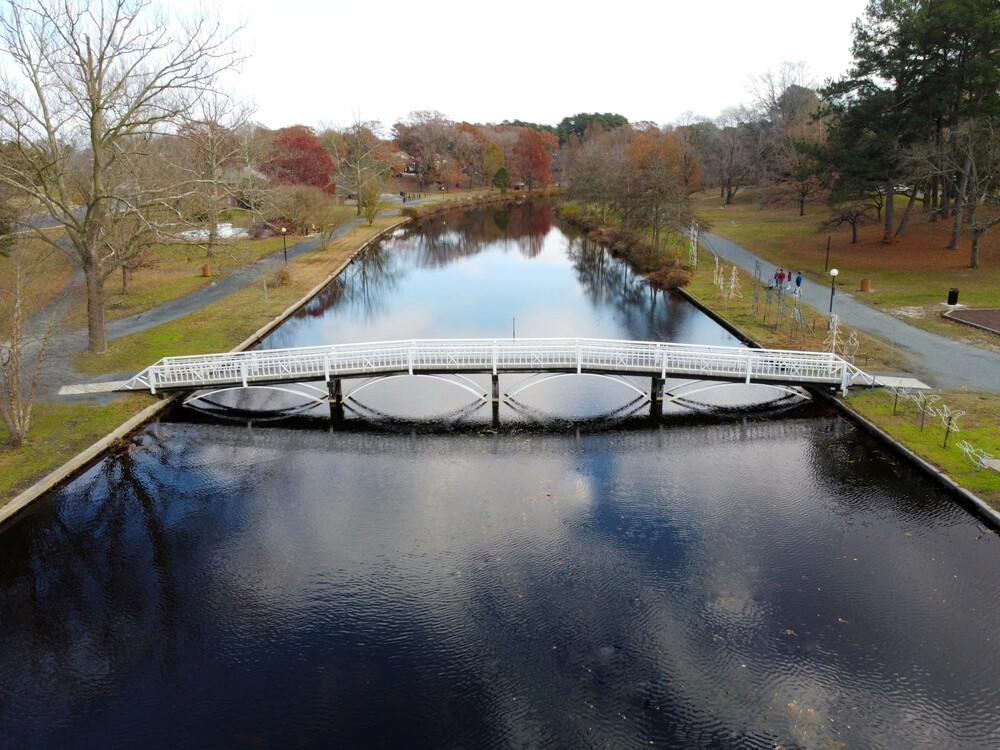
[647,266,691,290]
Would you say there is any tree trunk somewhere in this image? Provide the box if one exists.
[851,221,858,244]
[970,226,982,268]
[882,179,895,242]
[122,265,129,294]
[799,193,805,216]
[84,263,108,353]
[894,188,918,237]
[948,153,972,250]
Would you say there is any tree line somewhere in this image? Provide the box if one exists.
[558,0,1000,270]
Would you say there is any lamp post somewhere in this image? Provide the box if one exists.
[828,268,839,319]
[281,226,287,264]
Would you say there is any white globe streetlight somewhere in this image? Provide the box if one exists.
[828,268,840,319]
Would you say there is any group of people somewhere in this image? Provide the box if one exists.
[771,267,804,297]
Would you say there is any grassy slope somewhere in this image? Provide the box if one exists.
[694,190,1000,349]
[847,389,1000,505]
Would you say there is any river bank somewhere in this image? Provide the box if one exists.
[0,216,411,522]
[553,199,1000,512]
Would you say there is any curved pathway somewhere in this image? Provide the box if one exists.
[32,196,457,397]
[702,231,1000,392]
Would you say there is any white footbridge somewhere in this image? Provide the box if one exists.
[67,338,878,416]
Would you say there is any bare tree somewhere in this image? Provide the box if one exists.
[0,0,239,352]
[175,94,254,256]
[0,244,56,447]
[331,119,392,217]
[359,171,387,226]
[822,203,876,244]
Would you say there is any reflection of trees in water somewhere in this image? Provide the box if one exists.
[407,202,553,267]
[0,440,176,715]
[565,234,670,337]
[0,430,260,720]
[296,242,405,323]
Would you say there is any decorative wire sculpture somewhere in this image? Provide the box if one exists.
[751,261,762,317]
[776,289,789,330]
[840,329,860,364]
[956,440,995,470]
[688,224,699,268]
[824,314,840,353]
[906,391,941,431]
[727,265,742,301]
[936,403,965,447]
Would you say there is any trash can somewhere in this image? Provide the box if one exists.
[948,288,960,305]
[860,278,871,292]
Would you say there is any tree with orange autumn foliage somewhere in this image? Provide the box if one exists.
[625,130,692,248]
[513,129,556,190]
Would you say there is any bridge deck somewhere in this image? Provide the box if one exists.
[113,338,873,395]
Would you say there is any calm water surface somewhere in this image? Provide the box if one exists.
[1,203,998,749]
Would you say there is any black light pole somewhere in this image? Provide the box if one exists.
[281,226,288,264]
[828,267,839,318]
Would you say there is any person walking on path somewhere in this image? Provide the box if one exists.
[795,271,803,290]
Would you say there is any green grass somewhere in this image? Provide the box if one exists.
[1,215,404,508]
[0,397,149,500]
[847,389,1000,508]
[74,217,404,375]
[693,189,1000,344]
[69,235,308,326]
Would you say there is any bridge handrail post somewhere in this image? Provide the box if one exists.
[149,366,156,395]
[240,360,248,388]
[492,340,498,375]
[660,345,667,380]
[840,362,850,396]
[576,338,582,374]
[323,354,330,382]
[745,353,753,384]
[409,340,415,375]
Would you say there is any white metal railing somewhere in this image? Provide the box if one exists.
[123,338,870,396]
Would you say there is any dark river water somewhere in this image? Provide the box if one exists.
[2,203,999,749]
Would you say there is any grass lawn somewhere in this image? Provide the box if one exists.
[1,236,77,321]
[685,251,905,373]
[0,396,149,501]
[847,388,1000,509]
[74,216,404,374]
[694,190,1000,349]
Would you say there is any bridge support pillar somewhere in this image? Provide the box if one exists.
[650,377,664,418]
[328,379,344,422]
[329,378,343,405]
[491,374,500,403]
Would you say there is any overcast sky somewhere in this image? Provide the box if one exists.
[215,0,868,130]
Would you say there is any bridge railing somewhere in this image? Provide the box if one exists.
[124,338,864,394]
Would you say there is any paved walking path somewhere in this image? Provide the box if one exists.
[31,196,458,398]
[702,231,1000,392]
